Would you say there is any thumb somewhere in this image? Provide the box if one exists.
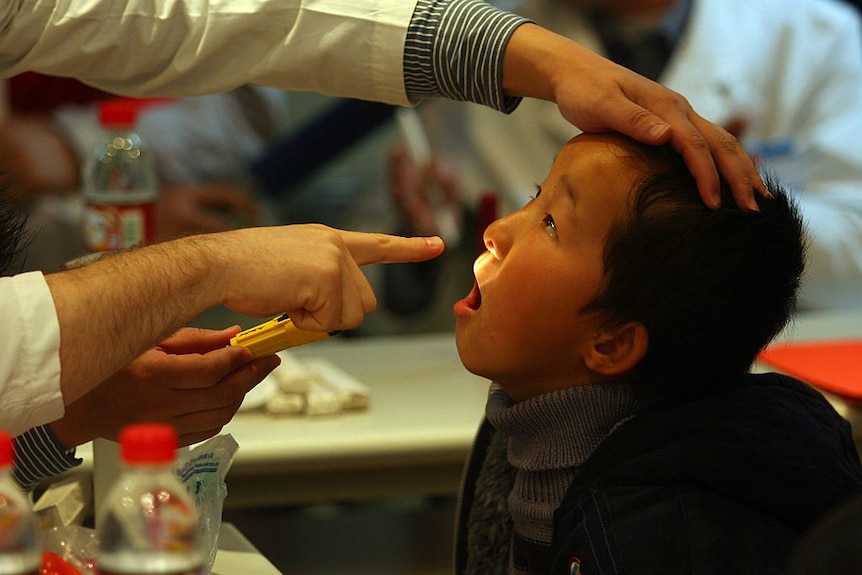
[158,326,244,355]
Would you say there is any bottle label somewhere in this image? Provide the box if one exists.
[83,202,155,252]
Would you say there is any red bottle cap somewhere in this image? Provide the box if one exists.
[98,99,140,129]
[0,430,12,467]
[98,97,174,129]
[120,423,177,464]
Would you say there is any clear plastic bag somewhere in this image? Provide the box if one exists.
[174,435,239,574]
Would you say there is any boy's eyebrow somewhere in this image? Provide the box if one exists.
[560,175,578,206]
[553,175,581,226]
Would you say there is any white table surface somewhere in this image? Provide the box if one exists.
[214,522,282,575]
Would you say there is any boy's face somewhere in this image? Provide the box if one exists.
[454,133,641,402]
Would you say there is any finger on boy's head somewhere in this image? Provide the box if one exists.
[688,115,767,211]
[664,124,720,209]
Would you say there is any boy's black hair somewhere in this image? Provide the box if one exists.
[583,143,806,398]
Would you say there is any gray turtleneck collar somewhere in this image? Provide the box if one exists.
[486,381,646,471]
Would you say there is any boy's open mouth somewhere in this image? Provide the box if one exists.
[465,282,482,310]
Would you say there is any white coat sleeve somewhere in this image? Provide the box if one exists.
[0,272,64,435]
[0,0,413,105]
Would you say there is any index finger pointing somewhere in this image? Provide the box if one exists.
[340,232,445,267]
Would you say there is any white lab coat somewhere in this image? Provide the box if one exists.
[0,0,413,104]
[425,0,862,309]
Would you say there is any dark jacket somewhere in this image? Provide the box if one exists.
[455,373,862,574]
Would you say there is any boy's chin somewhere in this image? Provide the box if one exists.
[453,327,480,372]
[454,340,499,386]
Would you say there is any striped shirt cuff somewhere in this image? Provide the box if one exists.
[13,425,82,492]
[405,0,528,112]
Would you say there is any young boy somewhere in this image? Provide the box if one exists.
[452,133,862,574]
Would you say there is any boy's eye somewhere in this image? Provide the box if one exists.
[530,185,542,201]
[542,213,557,237]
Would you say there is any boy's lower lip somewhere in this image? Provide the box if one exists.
[453,297,473,318]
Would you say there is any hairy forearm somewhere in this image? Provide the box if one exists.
[44,236,225,404]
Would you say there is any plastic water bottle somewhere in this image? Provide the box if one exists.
[0,430,41,575]
[96,424,203,575]
[82,98,159,252]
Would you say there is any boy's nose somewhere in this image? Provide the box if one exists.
[483,212,515,258]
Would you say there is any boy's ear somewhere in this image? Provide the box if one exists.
[584,321,648,376]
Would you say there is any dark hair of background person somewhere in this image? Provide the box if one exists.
[0,183,29,276]
[583,144,807,399]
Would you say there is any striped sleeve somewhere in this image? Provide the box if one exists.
[13,426,82,492]
[404,0,528,112]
